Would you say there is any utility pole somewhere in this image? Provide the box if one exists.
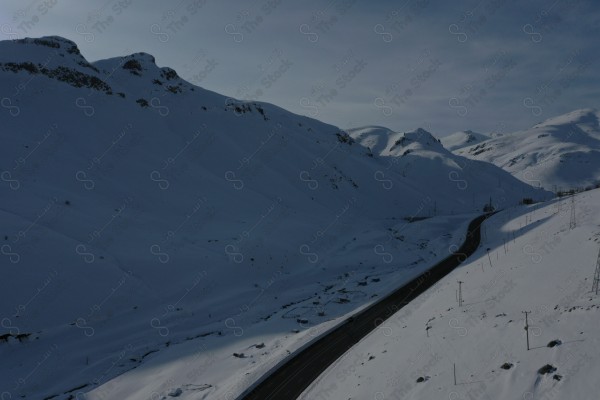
[522,311,531,350]
[592,248,600,295]
[569,196,576,230]
[457,281,464,307]
[558,190,564,213]
[453,363,457,385]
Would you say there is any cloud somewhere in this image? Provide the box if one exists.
[0,0,597,135]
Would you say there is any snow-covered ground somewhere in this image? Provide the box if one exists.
[455,108,600,191]
[303,189,600,400]
[0,36,551,400]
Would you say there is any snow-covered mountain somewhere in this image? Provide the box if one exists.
[455,109,600,191]
[440,129,490,151]
[347,126,545,213]
[0,37,550,400]
[304,189,600,400]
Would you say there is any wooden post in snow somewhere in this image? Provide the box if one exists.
[522,311,531,350]
[453,363,457,385]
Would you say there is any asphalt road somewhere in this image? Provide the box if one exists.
[239,214,490,400]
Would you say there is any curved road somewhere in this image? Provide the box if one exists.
[239,213,490,400]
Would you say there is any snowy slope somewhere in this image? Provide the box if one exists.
[0,36,549,400]
[456,109,600,191]
[303,189,600,400]
[440,130,490,151]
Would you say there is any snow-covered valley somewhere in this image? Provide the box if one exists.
[0,35,598,400]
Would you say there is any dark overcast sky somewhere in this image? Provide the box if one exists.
[1,0,599,136]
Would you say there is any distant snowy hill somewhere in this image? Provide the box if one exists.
[440,130,490,151]
[455,109,600,191]
[0,37,549,400]
[347,126,546,213]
